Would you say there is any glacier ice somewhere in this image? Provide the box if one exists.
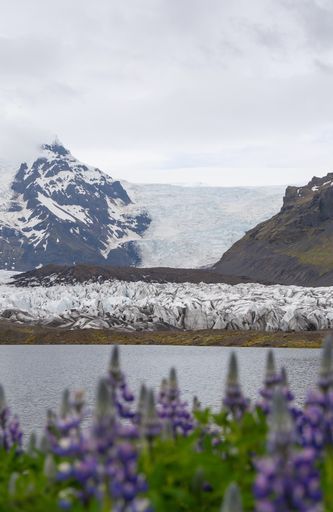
[125,183,285,268]
[0,273,333,332]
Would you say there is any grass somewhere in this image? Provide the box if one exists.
[0,319,327,347]
[284,233,333,274]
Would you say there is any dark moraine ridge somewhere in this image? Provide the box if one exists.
[11,263,259,287]
[214,172,333,287]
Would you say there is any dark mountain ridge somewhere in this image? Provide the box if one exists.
[214,172,333,286]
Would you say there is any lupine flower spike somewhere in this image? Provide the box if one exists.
[108,345,135,419]
[110,345,121,381]
[267,388,294,455]
[192,396,201,413]
[139,384,147,412]
[0,383,23,451]
[142,389,161,445]
[88,360,151,511]
[223,352,248,420]
[297,336,333,455]
[157,368,193,437]
[318,335,333,392]
[257,350,282,413]
[254,389,322,512]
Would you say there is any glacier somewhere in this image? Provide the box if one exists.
[126,183,285,268]
[1,271,333,331]
[1,143,285,270]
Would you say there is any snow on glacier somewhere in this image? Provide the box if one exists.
[1,275,333,332]
[125,183,285,268]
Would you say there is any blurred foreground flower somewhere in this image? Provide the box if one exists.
[254,389,322,512]
[0,383,22,452]
[223,352,249,420]
[157,367,194,437]
[298,335,333,456]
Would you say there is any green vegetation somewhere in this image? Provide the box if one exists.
[0,411,268,512]
[1,341,333,510]
[0,319,326,347]
[287,238,333,274]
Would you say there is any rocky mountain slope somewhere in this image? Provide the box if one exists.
[214,173,333,286]
[0,142,150,270]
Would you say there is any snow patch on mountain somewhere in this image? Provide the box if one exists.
[1,274,332,331]
[125,183,285,268]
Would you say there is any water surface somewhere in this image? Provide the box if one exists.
[0,345,321,436]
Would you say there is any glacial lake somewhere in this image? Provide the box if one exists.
[0,345,321,438]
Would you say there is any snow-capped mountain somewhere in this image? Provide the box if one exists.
[0,142,150,270]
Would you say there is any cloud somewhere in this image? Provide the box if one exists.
[0,0,332,185]
[280,0,333,49]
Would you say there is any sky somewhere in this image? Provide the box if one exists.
[1,0,333,186]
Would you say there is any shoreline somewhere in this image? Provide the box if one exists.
[0,319,328,347]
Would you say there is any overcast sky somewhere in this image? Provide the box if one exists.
[1,0,333,186]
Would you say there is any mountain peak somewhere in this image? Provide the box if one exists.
[41,139,70,157]
[307,172,333,191]
[0,143,151,270]
[282,172,333,213]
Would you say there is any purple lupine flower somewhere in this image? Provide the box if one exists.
[88,377,151,511]
[257,350,282,414]
[297,336,333,455]
[44,388,88,509]
[0,384,23,452]
[90,377,116,462]
[157,368,194,438]
[142,389,161,444]
[254,389,322,512]
[280,367,295,404]
[221,483,243,512]
[223,352,249,420]
[46,388,85,459]
[108,345,136,420]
